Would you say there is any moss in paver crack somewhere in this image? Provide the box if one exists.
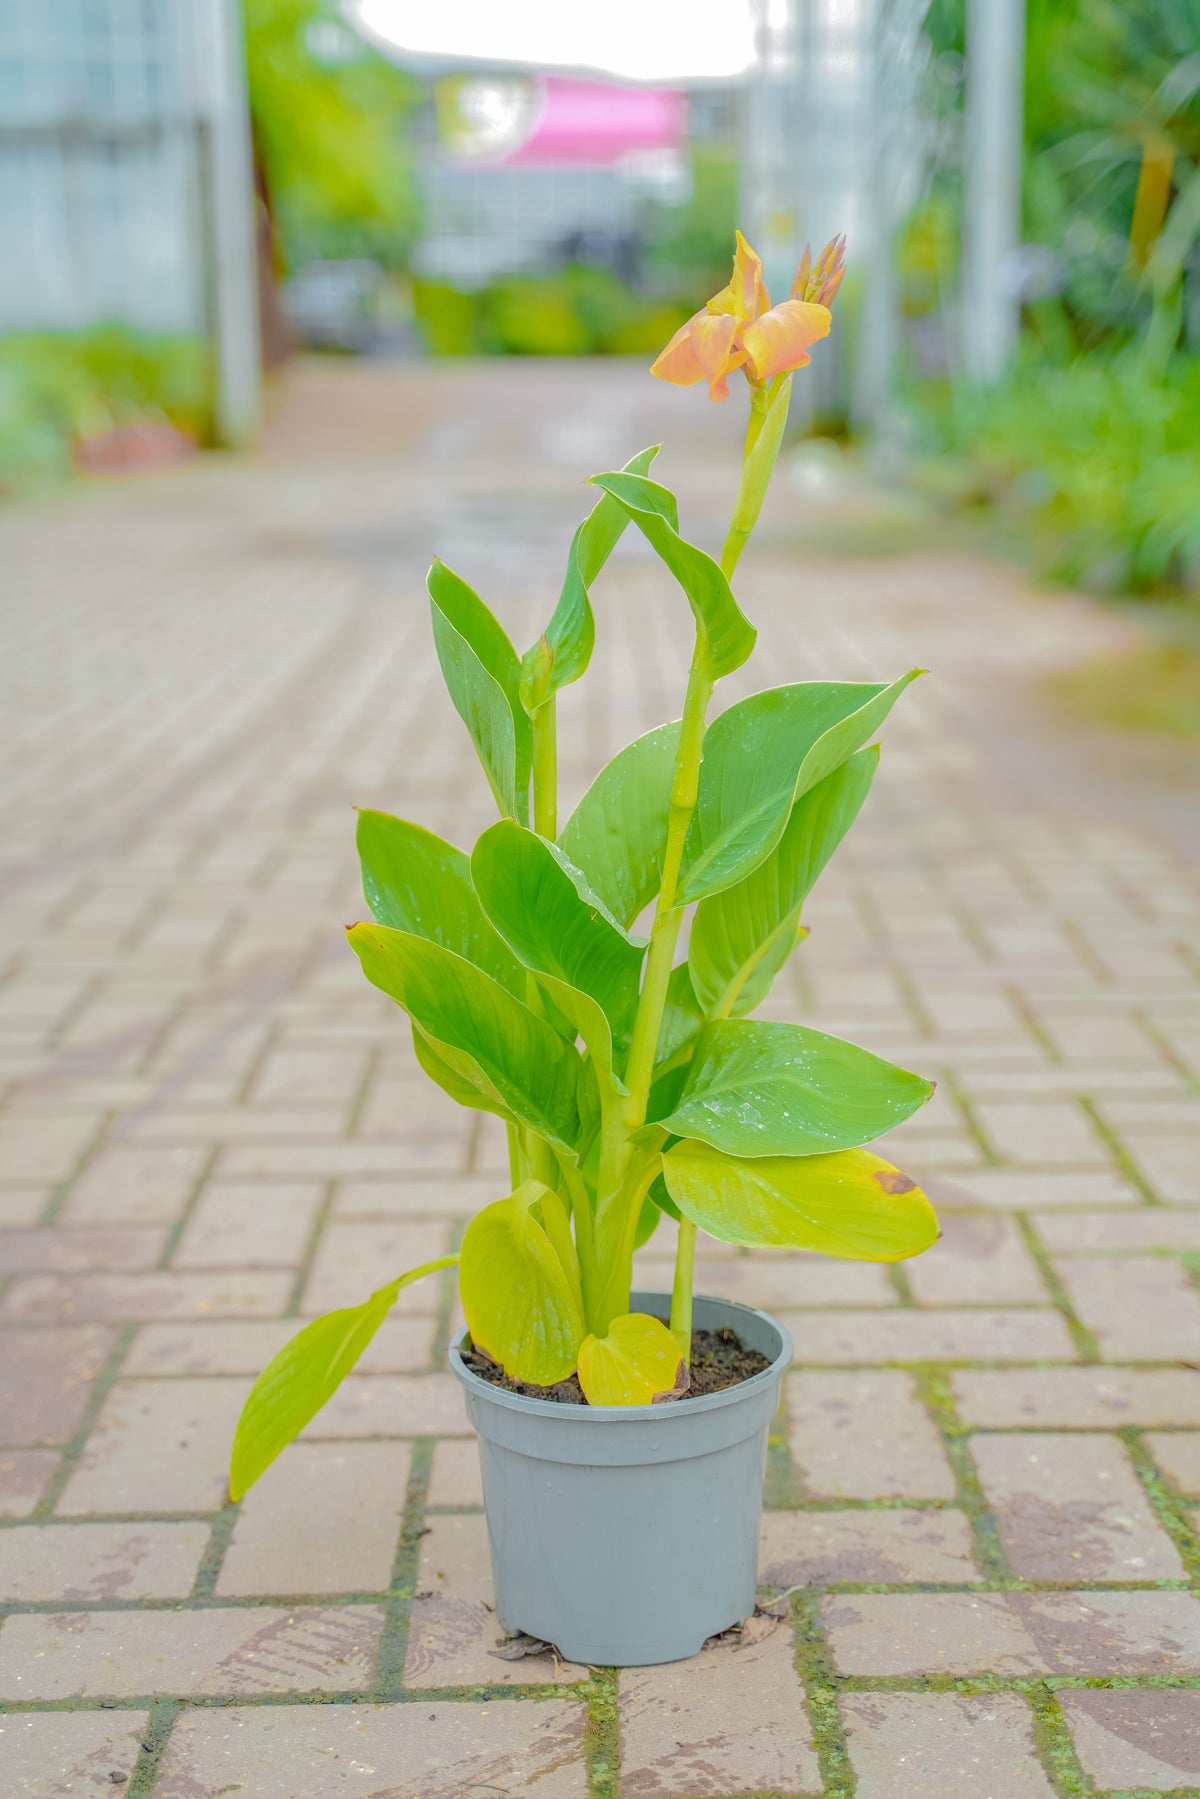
[912,1364,1012,1584]
[1028,1684,1095,1797]
[1080,1095,1165,1205]
[1014,1213,1103,1362]
[585,1665,620,1799]
[31,1323,138,1521]
[793,1590,856,1798]
[120,1697,181,1799]
[1122,1428,1200,1585]
[372,1434,436,1697]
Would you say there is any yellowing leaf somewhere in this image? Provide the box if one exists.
[577,1312,689,1406]
[662,1141,940,1261]
[229,1255,458,1500]
[460,1182,585,1386]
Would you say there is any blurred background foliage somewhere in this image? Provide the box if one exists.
[1,0,1196,636]
[0,331,209,497]
[907,0,1200,605]
[413,267,691,358]
[244,0,421,274]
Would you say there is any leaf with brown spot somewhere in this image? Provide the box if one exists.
[873,1170,916,1195]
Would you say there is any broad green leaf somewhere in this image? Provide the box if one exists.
[663,1141,939,1261]
[471,820,644,1075]
[348,922,584,1151]
[460,1181,585,1384]
[412,1024,506,1118]
[657,1019,933,1157]
[577,1311,688,1405]
[655,961,706,1074]
[678,674,921,903]
[521,444,659,709]
[588,471,756,679]
[230,1256,458,1498]
[429,560,530,822]
[559,720,680,929]
[688,749,877,1018]
[357,810,525,995]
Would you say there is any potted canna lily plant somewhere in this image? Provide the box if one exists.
[230,232,940,1666]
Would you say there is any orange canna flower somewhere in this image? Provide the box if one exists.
[652,231,844,402]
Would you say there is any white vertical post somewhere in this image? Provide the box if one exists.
[192,0,261,445]
[962,0,1026,382]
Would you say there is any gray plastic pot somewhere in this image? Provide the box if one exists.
[448,1289,792,1666]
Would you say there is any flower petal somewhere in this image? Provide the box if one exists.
[650,311,710,386]
[707,230,768,321]
[741,299,831,381]
[651,309,743,400]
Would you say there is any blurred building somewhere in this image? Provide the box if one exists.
[411,72,731,292]
[0,0,259,440]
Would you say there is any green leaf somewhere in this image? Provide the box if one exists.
[663,1141,940,1261]
[688,749,877,1018]
[588,471,756,679]
[357,810,525,995]
[559,720,680,929]
[577,1312,687,1406]
[348,922,584,1151]
[229,1256,458,1498]
[428,559,530,822]
[679,674,921,903]
[460,1182,585,1384]
[411,1024,504,1117]
[657,1019,934,1157]
[655,961,706,1075]
[471,820,644,1076]
[521,444,659,709]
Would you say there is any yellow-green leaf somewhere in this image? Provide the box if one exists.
[347,923,585,1151]
[229,1256,458,1499]
[688,748,876,1019]
[679,674,921,903]
[577,1312,688,1406]
[662,1141,940,1261]
[521,443,659,709]
[559,719,681,930]
[429,560,530,823]
[657,1019,934,1158]
[588,470,755,679]
[460,1181,585,1385]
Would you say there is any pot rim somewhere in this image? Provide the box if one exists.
[448,1290,793,1425]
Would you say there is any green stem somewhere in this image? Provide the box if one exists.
[620,648,714,1132]
[669,1217,697,1362]
[552,1145,594,1263]
[531,698,557,839]
[539,1183,585,1320]
[720,375,791,580]
[505,1121,525,1189]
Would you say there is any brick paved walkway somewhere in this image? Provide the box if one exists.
[3,359,1200,1798]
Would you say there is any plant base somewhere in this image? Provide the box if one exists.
[448,1290,792,1666]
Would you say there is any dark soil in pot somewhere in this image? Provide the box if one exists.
[461,1323,770,1404]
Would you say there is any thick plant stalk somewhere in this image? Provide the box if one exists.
[621,649,714,1130]
[720,376,791,580]
[664,376,791,1354]
[531,698,557,840]
[669,1217,697,1361]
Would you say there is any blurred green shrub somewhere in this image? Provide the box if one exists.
[412,267,691,359]
[920,351,1200,599]
[244,0,421,274]
[647,145,739,295]
[0,329,210,498]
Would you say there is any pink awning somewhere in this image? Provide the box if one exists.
[505,77,687,165]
